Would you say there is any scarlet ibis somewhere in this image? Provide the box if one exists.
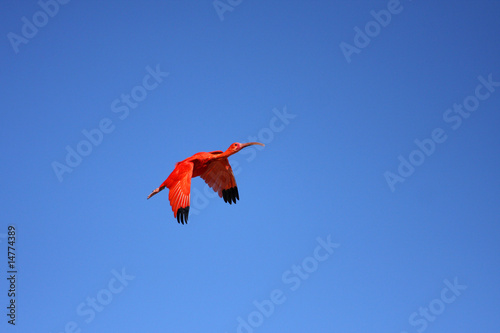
[147,142,265,224]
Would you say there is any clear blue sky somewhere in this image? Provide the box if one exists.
[1,1,500,332]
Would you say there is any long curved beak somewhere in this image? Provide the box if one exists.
[241,142,265,149]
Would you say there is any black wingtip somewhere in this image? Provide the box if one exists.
[231,187,237,204]
[176,207,190,225]
[222,187,239,205]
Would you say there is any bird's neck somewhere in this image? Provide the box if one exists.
[217,150,234,160]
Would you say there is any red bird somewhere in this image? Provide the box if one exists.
[147,142,265,224]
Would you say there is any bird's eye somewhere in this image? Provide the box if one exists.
[234,144,238,147]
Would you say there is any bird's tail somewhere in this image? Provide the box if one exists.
[147,185,165,199]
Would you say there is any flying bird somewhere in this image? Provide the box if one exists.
[147,142,265,224]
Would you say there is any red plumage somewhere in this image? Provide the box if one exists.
[147,142,264,224]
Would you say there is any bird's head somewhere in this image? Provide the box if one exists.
[225,142,265,156]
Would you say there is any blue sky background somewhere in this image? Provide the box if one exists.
[1,0,500,332]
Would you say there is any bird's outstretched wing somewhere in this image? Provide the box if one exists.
[148,161,193,224]
[200,158,239,204]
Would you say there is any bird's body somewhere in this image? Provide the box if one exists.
[147,142,264,224]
